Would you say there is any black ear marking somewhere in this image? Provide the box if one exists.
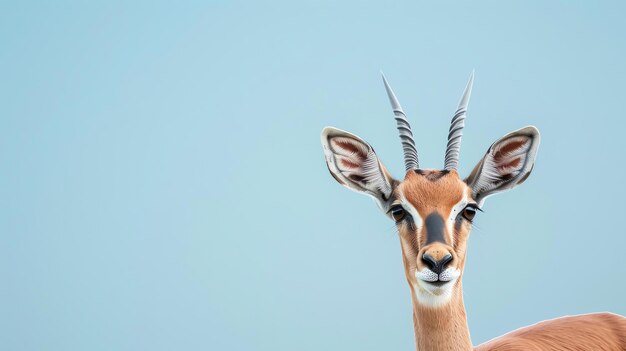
[500,173,514,182]
[348,174,367,184]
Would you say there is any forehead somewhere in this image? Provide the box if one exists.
[397,169,468,214]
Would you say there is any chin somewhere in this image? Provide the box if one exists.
[414,278,456,308]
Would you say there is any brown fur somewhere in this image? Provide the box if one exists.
[423,244,451,261]
[401,170,466,220]
[323,130,625,350]
[411,284,474,351]
[476,313,626,351]
[395,170,626,351]
[397,170,471,273]
[396,170,475,350]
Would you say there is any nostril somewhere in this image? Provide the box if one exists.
[422,254,438,272]
[440,254,453,268]
[422,253,453,274]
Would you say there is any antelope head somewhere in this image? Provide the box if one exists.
[320,73,540,308]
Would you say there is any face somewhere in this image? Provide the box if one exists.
[390,169,478,307]
[321,125,540,309]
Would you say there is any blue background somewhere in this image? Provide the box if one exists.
[2,1,625,350]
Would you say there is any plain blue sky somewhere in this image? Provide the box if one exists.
[1,1,625,350]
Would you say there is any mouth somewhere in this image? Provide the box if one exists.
[421,279,451,287]
[415,268,460,291]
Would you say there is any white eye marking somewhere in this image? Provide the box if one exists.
[447,190,471,246]
[395,191,423,229]
[449,198,470,223]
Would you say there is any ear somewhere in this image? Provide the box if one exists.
[321,127,397,211]
[465,126,540,206]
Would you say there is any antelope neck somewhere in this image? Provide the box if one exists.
[409,281,473,351]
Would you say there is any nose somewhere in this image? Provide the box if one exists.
[422,250,453,274]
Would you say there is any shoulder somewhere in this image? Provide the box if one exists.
[475,313,626,351]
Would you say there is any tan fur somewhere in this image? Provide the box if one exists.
[394,170,626,351]
[410,284,474,350]
[476,313,626,351]
[396,170,471,284]
[401,170,466,222]
[322,128,625,350]
[423,244,451,261]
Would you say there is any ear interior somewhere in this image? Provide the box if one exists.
[465,126,540,205]
[321,127,395,207]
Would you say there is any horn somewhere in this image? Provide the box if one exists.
[444,71,474,171]
[381,73,419,171]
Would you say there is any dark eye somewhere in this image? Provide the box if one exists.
[390,206,406,222]
[461,204,480,222]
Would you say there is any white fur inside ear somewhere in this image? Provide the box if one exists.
[484,136,530,178]
[326,134,392,198]
[468,128,539,204]
[329,137,370,159]
[479,137,531,186]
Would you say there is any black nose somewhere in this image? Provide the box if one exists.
[422,254,453,274]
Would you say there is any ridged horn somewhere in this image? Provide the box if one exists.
[444,71,474,171]
[381,73,419,171]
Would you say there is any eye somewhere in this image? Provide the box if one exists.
[461,204,480,222]
[390,205,406,222]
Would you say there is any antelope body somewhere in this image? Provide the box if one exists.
[320,73,626,350]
